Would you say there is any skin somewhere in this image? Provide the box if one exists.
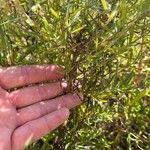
[0,65,82,150]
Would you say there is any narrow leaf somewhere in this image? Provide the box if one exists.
[101,0,108,11]
[71,25,86,33]
[50,8,59,19]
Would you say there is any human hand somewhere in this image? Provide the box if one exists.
[0,65,82,150]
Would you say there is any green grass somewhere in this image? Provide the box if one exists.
[0,0,150,149]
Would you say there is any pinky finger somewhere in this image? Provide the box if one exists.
[12,108,69,150]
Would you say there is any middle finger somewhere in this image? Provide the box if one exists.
[9,81,68,108]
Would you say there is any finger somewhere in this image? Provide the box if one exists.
[9,81,68,108]
[0,65,64,89]
[17,93,82,126]
[0,87,8,99]
[12,108,69,150]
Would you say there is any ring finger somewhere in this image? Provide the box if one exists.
[17,93,82,126]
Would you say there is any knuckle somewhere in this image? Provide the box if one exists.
[38,101,46,116]
[36,85,47,100]
[43,116,50,131]
[20,66,29,85]
[9,92,18,105]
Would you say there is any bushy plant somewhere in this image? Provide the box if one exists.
[0,0,150,149]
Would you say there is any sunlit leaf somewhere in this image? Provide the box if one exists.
[50,8,59,19]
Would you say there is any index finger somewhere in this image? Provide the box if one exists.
[0,65,65,89]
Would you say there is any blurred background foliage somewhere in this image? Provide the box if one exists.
[0,0,150,149]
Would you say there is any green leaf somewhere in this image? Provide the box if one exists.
[71,25,86,33]
[42,17,49,29]
[26,17,34,26]
[95,35,99,50]
[50,8,59,19]
[141,0,150,14]
[101,0,108,11]
[68,10,81,27]
[120,0,127,25]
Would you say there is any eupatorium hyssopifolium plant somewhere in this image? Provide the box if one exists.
[0,0,150,149]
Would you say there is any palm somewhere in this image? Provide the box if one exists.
[0,90,17,130]
[0,65,82,150]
